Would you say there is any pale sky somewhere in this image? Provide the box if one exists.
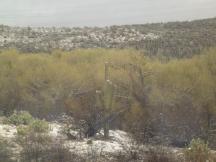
[0,0,216,27]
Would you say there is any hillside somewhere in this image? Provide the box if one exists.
[0,17,216,58]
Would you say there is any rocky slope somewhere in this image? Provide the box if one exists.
[0,17,216,58]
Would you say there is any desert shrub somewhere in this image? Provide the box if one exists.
[115,144,179,162]
[5,111,33,125]
[115,141,144,162]
[16,118,50,161]
[45,141,86,162]
[17,119,49,137]
[17,125,29,136]
[19,133,52,162]
[17,118,83,162]
[17,119,50,162]
[0,138,14,162]
[184,138,212,162]
[16,119,49,138]
[29,119,49,133]
[20,133,85,162]
[146,146,177,162]
[115,149,141,162]
[0,48,216,145]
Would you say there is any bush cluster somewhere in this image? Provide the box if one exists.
[4,111,33,125]
[184,138,213,162]
[17,124,83,162]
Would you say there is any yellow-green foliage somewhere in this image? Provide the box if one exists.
[29,119,49,133]
[0,48,216,123]
[5,111,33,125]
[184,138,211,162]
[0,49,141,116]
[150,48,216,115]
[17,119,49,136]
[17,125,29,136]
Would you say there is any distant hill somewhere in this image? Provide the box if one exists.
[0,17,216,58]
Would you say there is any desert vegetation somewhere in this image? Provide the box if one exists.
[1,17,216,58]
[0,48,216,161]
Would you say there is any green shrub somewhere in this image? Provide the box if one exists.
[184,138,211,162]
[16,119,51,162]
[5,111,33,125]
[17,125,29,136]
[16,119,49,148]
[29,119,49,133]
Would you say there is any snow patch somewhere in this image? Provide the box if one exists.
[48,123,133,155]
[49,123,62,137]
[0,124,17,138]
[0,122,133,156]
[65,130,133,156]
